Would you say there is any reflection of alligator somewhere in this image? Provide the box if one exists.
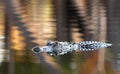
[32,41,112,56]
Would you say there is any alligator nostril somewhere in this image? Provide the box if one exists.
[32,46,40,53]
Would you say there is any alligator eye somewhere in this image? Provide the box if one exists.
[32,46,40,53]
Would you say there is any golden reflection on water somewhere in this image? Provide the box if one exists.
[0,0,116,74]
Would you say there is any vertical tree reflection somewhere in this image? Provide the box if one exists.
[0,0,115,74]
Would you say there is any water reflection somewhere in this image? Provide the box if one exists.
[0,0,119,74]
